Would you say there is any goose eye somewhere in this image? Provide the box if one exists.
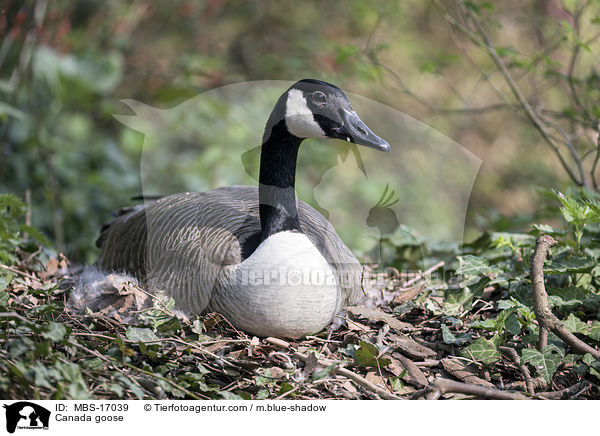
[312,91,327,104]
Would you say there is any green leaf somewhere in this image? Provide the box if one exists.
[220,391,245,400]
[441,325,472,345]
[456,255,493,276]
[256,389,270,399]
[581,353,600,380]
[19,224,51,246]
[546,256,596,274]
[125,327,160,343]
[390,376,404,392]
[41,322,68,342]
[588,323,600,341]
[0,289,9,307]
[353,341,390,367]
[442,288,474,316]
[564,313,589,334]
[277,382,294,397]
[0,193,27,216]
[462,337,501,364]
[521,346,563,383]
[470,319,497,330]
[531,223,566,236]
[504,313,522,336]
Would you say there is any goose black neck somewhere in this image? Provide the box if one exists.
[259,120,303,240]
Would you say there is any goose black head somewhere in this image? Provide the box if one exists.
[265,79,390,152]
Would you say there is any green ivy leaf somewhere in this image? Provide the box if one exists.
[505,313,522,336]
[125,327,160,343]
[353,341,390,368]
[582,354,600,380]
[456,255,493,276]
[277,382,294,397]
[220,391,245,400]
[41,322,68,342]
[441,325,472,345]
[462,337,501,364]
[521,346,563,383]
[546,256,596,274]
[564,313,589,334]
[531,223,566,236]
[443,288,474,316]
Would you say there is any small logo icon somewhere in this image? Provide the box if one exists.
[3,402,50,434]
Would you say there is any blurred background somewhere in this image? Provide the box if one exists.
[1,0,599,263]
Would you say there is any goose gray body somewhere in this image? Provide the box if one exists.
[96,186,363,337]
[96,79,390,338]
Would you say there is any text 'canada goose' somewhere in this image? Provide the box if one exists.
[96,79,390,339]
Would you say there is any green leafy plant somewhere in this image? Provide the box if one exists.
[0,193,50,265]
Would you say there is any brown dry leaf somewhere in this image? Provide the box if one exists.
[347,305,415,332]
[205,342,227,354]
[389,333,437,360]
[386,357,406,377]
[441,358,494,388]
[302,352,319,379]
[44,258,59,276]
[393,354,428,387]
[346,318,371,332]
[228,349,244,359]
[40,256,68,279]
[392,284,426,304]
[268,367,286,379]
[364,371,386,388]
[341,380,357,394]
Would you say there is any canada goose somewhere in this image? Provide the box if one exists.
[96,79,390,339]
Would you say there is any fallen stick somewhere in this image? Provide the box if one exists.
[500,346,537,395]
[537,380,592,400]
[530,235,600,358]
[412,378,529,400]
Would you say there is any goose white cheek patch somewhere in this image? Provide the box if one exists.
[285,89,326,138]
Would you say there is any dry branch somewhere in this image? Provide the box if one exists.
[500,346,537,395]
[530,235,600,359]
[412,378,528,400]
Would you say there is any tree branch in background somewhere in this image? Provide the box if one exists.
[530,235,600,358]
[373,0,600,191]
[457,1,588,188]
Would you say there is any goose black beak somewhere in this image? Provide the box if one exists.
[334,109,390,152]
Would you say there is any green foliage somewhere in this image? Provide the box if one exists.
[462,337,501,364]
[414,187,600,386]
[0,193,50,265]
[352,340,391,368]
[537,188,600,251]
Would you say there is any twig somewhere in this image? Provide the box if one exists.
[0,263,38,281]
[530,235,600,358]
[500,346,536,395]
[412,378,528,400]
[0,312,33,324]
[537,380,592,400]
[432,0,587,187]
[403,261,445,287]
[592,133,600,190]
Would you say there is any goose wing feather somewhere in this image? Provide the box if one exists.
[96,186,362,314]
